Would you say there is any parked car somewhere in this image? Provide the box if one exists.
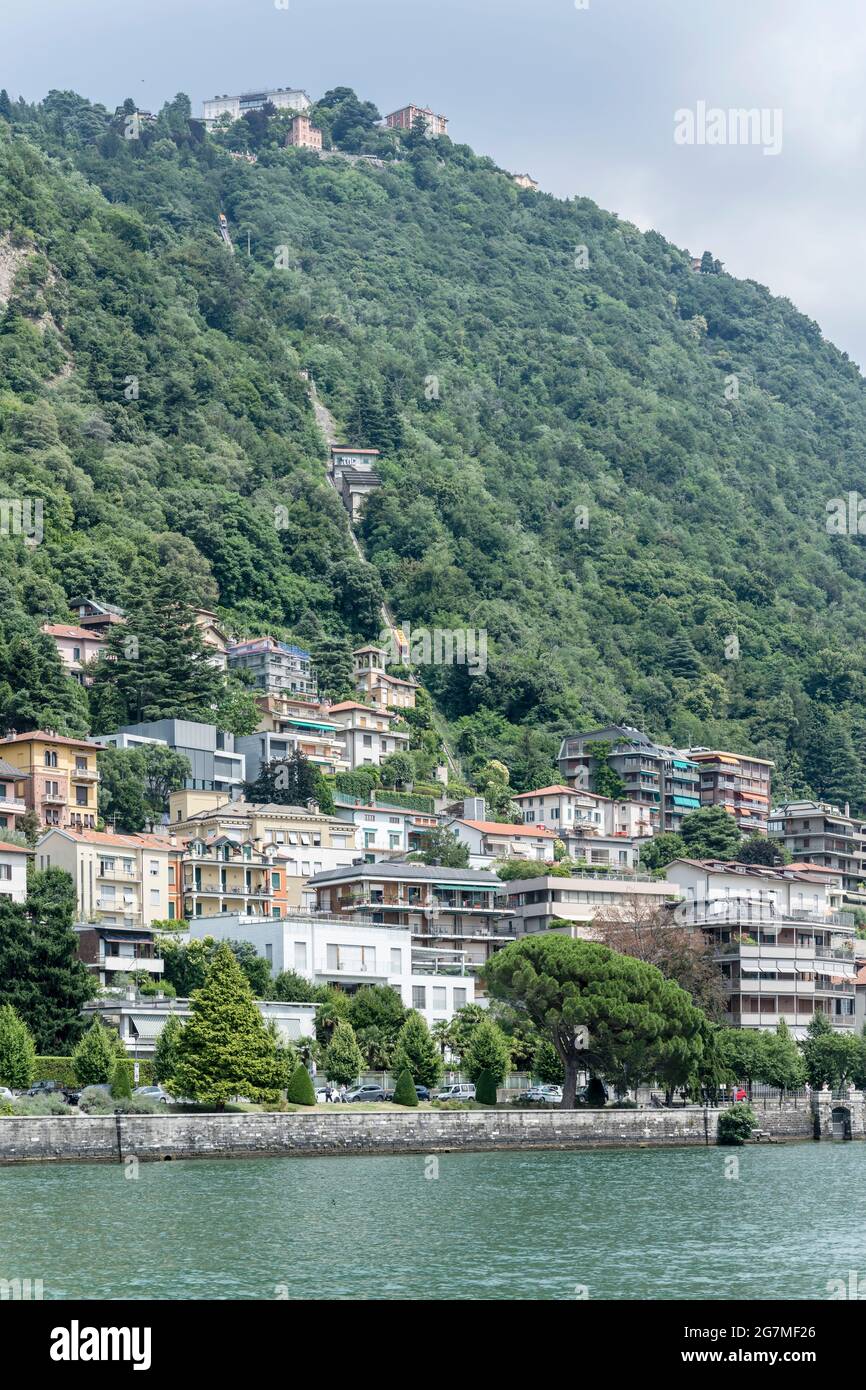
[314,1087,342,1103]
[26,1079,80,1103]
[576,1083,608,1106]
[434,1083,476,1102]
[132,1085,170,1104]
[384,1084,431,1102]
[343,1083,387,1103]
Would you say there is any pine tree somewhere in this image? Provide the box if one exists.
[532,1039,564,1085]
[393,1011,443,1090]
[0,90,12,122]
[311,634,354,700]
[0,873,93,1052]
[0,1004,36,1088]
[381,380,405,452]
[323,1018,365,1086]
[392,1068,418,1105]
[246,751,325,808]
[169,943,283,1108]
[73,1020,123,1087]
[474,1069,498,1104]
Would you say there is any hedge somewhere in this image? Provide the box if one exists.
[34,1056,153,1087]
[374,791,436,814]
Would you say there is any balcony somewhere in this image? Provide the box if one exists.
[70,767,99,782]
[0,797,26,816]
[41,789,66,805]
[101,954,164,973]
[314,959,387,983]
[98,867,140,882]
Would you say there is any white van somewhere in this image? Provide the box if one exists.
[435,1083,476,1101]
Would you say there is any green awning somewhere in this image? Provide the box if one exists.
[673,795,701,808]
[283,718,340,731]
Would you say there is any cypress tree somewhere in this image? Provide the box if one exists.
[73,1020,122,1087]
[111,1058,132,1098]
[169,943,284,1109]
[0,1004,36,1088]
[286,1061,316,1105]
[323,1018,365,1086]
[152,1014,183,1085]
[393,1011,443,1090]
[393,1068,418,1105]
[475,1069,498,1105]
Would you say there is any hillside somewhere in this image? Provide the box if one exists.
[2,88,866,805]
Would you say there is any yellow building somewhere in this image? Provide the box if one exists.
[0,729,101,830]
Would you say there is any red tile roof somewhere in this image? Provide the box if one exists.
[0,840,32,855]
[459,819,557,838]
[513,785,578,799]
[0,730,100,750]
[41,624,105,642]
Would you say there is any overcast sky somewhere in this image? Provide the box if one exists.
[3,0,865,365]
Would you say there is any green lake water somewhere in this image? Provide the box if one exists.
[1,1143,865,1300]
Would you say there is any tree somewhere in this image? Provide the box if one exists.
[594,898,728,1020]
[310,635,354,701]
[323,1018,364,1085]
[347,986,406,1059]
[760,1019,806,1100]
[246,752,325,808]
[97,746,148,832]
[717,1027,765,1100]
[139,744,192,827]
[393,1068,418,1105]
[679,806,742,861]
[286,1061,316,1105]
[463,1016,510,1086]
[378,751,415,789]
[314,989,350,1046]
[152,1014,183,1085]
[533,1039,564,1085]
[718,1102,756,1145]
[588,741,625,800]
[0,1004,36,1088]
[73,1019,123,1086]
[214,683,261,737]
[446,1003,487,1059]
[409,826,470,868]
[485,936,705,1107]
[800,1012,861,1087]
[0,872,93,1052]
[638,833,686,872]
[272,970,319,1003]
[111,1057,132,1098]
[169,943,284,1108]
[737,835,790,867]
[393,1011,444,1090]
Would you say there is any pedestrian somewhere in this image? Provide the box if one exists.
[324,1082,332,1102]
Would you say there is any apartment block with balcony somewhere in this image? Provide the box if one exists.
[201,87,311,128]
[328,700,411,770]
[226,638,317,699]
[333,803,412,857]
[0,730,100,830]
[769,800,866,903]
[84,993,318,1055]
[514,783,653,865]
[0,758,29,834]
[444,816,557,870]
[178,835,287,919]
[665,858,857,1037]
[75,922,164,988]
[689,748,774,834]
[246,694,349,775]
[308,862,515,976]
[498,874,680,937]
[36,828,171,929]
[558,727,718,835]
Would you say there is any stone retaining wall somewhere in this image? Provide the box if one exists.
[0,1103,818,1164]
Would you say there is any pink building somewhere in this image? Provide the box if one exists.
[286,114,323,150]
[41,623,106,684]
[385,105,448,137]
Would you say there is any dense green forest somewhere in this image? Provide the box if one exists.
[2,86,866,804]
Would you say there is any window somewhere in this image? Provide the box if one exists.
[390,948,402,973]
[44,750,57,767]
[412,986,426,1009]
[75,786,88,806]
[149,859,159,876]
[265,944,273,966]
[432,987,446,1010]
[0,864,11,881]
[271,872,280,889]
[149,889,160,905]
[453,988,466,1008]
[294,942,307,971]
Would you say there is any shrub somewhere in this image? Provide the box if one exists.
[584,1077,607,1108]
[286,1062,316,1106]
[0,1005,36,1089]
[392,1069,418,1105]
[475,1069,498,1105]
[73,1020,123,1087]
[13,1095,70,1115]
[111,1059,132,1099]
[718,1102,757,1146]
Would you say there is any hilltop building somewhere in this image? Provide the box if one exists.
[286,113,323,150]
[201,87,311,128]
[557,726,702,835]
[41,624,106,684]
[67,597,126,637]
[385,104,448,137]
[769,800,866,904]
[328,700,411,770]
[237,694,348,779]
[352,644,417,711]
[513,173,539,191]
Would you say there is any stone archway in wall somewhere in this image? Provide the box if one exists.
[831,1106,852,1140]
[812,1087,865,1139]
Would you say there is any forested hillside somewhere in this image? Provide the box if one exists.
[2,87,866,804]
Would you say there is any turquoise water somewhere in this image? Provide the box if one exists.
[1,1144,864,1299]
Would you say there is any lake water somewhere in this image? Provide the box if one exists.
[2,1143,865,1299]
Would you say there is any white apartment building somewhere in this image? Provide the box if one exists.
[497,873,681,936]
[36,828,171,928]
[190,911,475,1028]
[0,840,30,904]
[201,87,311,127]
[84,993,318,1055]
[665,858,857,1037]
[333,803,411,856]
[328,701,411,770]
[445,816,557,870]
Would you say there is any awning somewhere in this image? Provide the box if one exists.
[129,1014,166,1041]
[284,718,340,731]
[672,796,701,808]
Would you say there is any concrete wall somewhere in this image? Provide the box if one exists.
[0,1103,817,1164]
